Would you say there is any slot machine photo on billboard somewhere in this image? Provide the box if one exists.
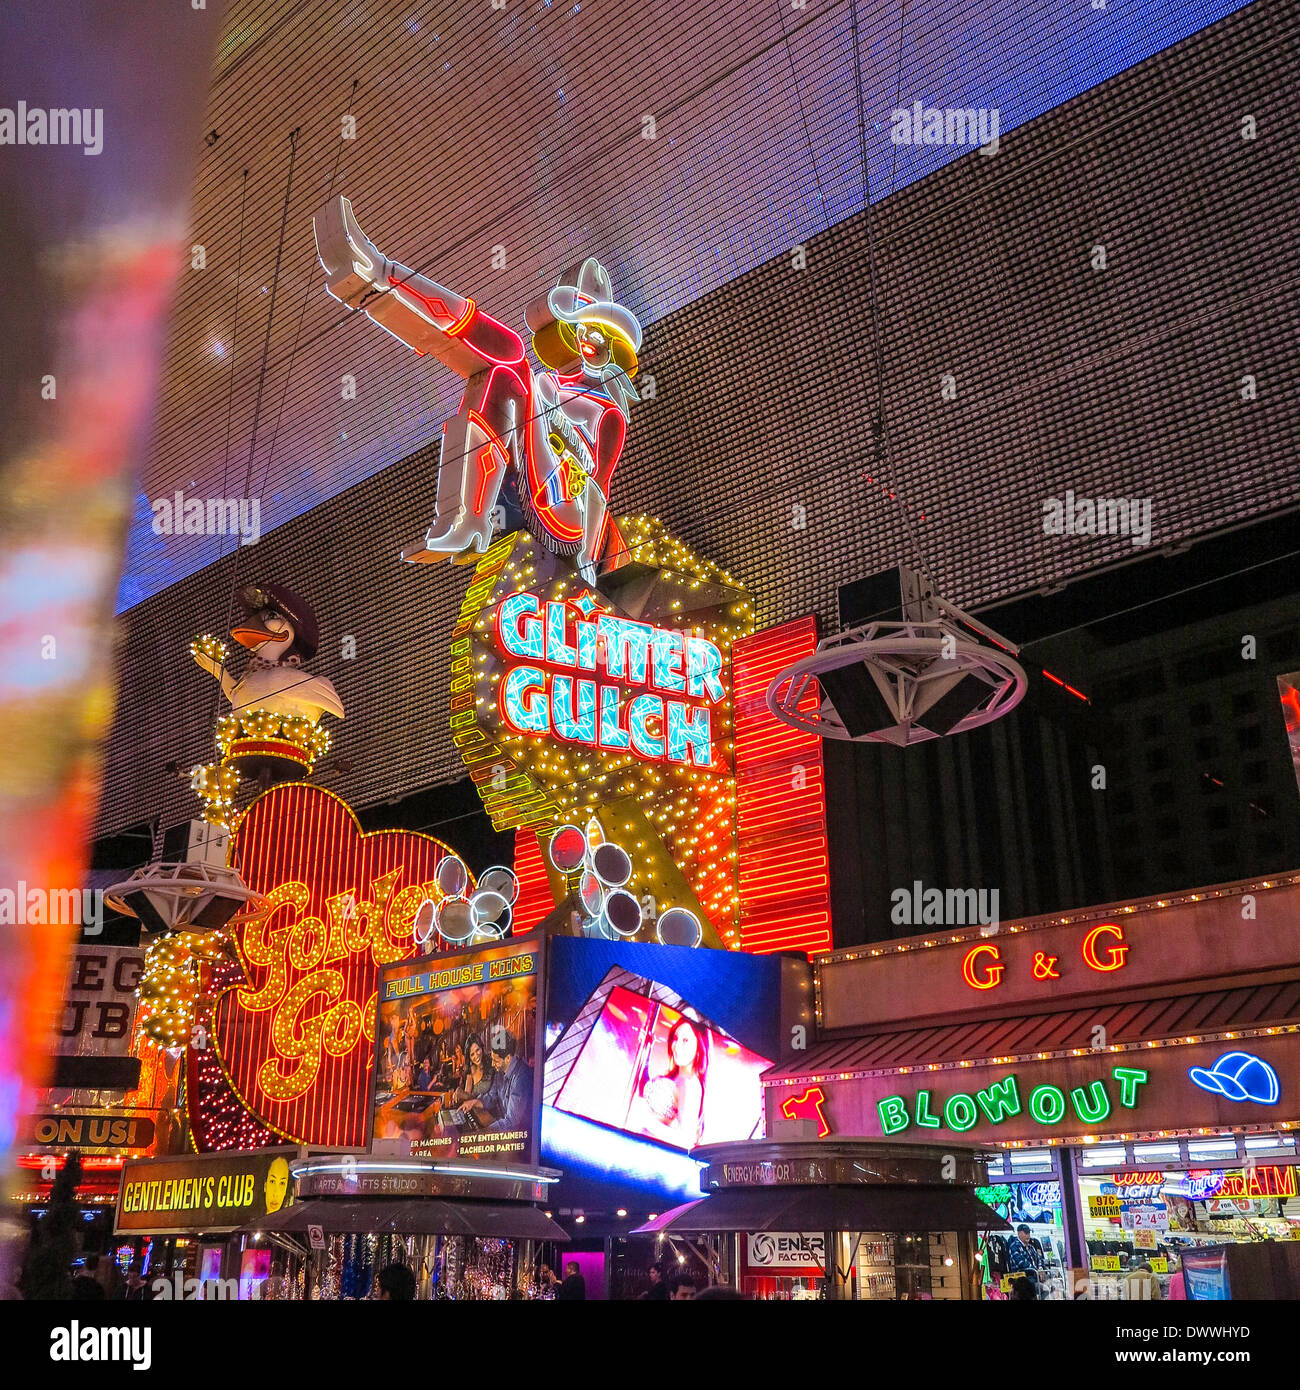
[371,938,543,1164]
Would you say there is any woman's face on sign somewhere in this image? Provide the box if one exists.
[671,1022,698,1070]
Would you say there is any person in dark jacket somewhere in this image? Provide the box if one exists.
[638,1266,669,1301]
[464,1027,533,1132]
[555,1261,586,1301]
[377,1263,417,1301]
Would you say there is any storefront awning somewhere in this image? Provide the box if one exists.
[241,1199,568,1241]
[632,1185,1007,1235]
[764,977,1300,1081]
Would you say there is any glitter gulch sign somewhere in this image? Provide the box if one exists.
[212,783,462,1147]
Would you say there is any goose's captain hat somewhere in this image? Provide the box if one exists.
[232,582,320,665]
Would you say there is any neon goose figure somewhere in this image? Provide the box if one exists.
[192,582,344,726]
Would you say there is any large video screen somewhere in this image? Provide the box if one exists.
[554,983,769,1150]
[371,937,542,1165]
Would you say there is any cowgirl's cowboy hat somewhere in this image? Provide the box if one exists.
[526,258,642,377]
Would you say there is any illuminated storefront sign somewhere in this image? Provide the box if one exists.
[779,1086,831,1137]
[817,879,1300,1033]
[768,1032,1300,1146]
[208,782,465,1149]
[876,1066,1149,1137]
[960,923,1130,993]
[717,1159,828,1187]
[25,1112,156,1151]
[372,938,543,1165]
[450,526,754,948]
[746,1233,826,1271]
[115,1149,296,1235]
[496,591,724,767]
[1104,1173,1167,1201]
[1188,1051,1280,1105]
[1217,1165,1296,1199]
[1162,1170,1223,1199]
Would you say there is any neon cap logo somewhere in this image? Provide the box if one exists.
[1187,1051,1280,1105]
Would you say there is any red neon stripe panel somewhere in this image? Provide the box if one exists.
[511,827,554,933]
[731,616,833,958]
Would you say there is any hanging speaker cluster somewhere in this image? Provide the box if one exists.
[768,566,1027,746]
[104,860,258,934]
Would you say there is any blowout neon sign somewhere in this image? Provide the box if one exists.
[496,591,725,768]
[876,1065,1150,1137]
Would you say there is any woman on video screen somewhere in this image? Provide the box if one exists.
[449,1034,492,1109]
[633,1015,709,1148]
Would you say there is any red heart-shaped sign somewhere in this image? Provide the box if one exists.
[212,782,461,1147]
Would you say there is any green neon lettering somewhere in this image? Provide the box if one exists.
[1028,1084,1066,1125]
[1070,1079,1111,1123]
[877,1095,910,1135]
[943,1093,978,1132]
[975,1075,1021,1124]
[1112,1066,1149,1109]
[914,1090,941,1128]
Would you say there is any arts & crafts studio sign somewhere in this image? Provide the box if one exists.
[765,1032,1300,1146]
[495,590,725,767]
[817,879,1300,1030]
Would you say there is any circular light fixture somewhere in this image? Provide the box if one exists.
[477,866,519,905]
[435,855,469,897]
[470,890,509,926]
[412,898,438,946]
[578,870,605,918]
[435,897,476,944]
[591,842,632,888]
[656,906,702,949]
[548,825,587,872]
[601,889,642,939]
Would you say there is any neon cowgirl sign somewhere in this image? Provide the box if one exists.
[495,591,726,768]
